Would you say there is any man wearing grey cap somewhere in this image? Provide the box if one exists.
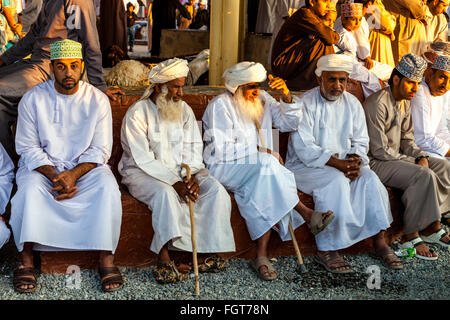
[363,53,450,261]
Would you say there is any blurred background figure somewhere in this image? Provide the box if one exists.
[100,0,128,67]
[189,0,209,30]
[18,0,42,34]
[151,0,190,56]
[178,0,195,30]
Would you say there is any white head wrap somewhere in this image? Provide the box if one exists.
[222,61,267,94]
[140,58,190,100]
[315,54,354,77]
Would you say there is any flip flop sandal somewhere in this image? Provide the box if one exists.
[13,267,37,293]
[308,211,335,235]
[198,255,226,273]
[421,229,450,250]
[398,237,438,260]
[99,266,124,292]
[313,252,354,274]
[250,256,278,281]
[152,261,188,284]
[369,248,404,270]
[440,212,450,227]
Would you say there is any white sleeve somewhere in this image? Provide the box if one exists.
[122,107,182,185]
[353,18,371,60]
[347,102,370,165]
[15,97,54,172]
[264,91,302,132]
[180,105,205,177]
[435,96,450,154]
[289,102,333,168]
[411,91,449,157]
[0,143,14,214]
[202,99,253,163]
[78,96,113,165]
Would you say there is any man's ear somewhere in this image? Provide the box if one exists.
[50,61,54,74]
[153,83,161,94]
[393,75,400,87]
[81,61,85,74]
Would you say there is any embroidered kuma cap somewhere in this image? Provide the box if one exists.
[395,53,427,82]
[50,39,83,61]
[341,0,363,18]
[432,55,450,73]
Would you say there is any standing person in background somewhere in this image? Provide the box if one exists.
[100,0,128,66]
[178,0,195,30]
[147,0,153,52]
[255,0,276,34]
[367,0,396,68]
[425,0,449,43]
[1,0,23,40]
[189,0,209,30]
[271,0,339,91]
[267,0,304,67]
[383,0,431,65]
[126,2,138,52]
[151,0,190,56]
[18,0,42,34]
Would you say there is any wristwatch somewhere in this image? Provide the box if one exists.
[415,155,429,164]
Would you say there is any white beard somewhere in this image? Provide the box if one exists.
[155,85,183,123]
[233,88,265,123]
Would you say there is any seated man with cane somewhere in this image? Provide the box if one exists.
[119,58,236,284]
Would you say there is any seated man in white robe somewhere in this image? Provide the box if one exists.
[0,142,14,250]
[203,61,334,281]
[11,40,123,293]
[333,1,392,98]
[411,55,450,160]
[119,58,236,284]
[285,54,401,273]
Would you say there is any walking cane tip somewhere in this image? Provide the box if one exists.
[298,264,308,274]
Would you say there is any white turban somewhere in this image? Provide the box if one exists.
[140,58,190,100]
[315,54,354,77]
[222,61,267,94]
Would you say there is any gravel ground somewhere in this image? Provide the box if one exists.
[0,231,448,301]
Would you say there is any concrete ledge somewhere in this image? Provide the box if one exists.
[39,85,405,273]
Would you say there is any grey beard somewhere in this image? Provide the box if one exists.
[320,82,342,101]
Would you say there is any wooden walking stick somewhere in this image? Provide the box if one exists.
[254,120,307,274]
[181,163,200,296]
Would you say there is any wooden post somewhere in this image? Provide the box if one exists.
[209,0,245,86]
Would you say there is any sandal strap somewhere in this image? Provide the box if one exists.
[102,275,123,286]
[319,252,349,269]
[99,266,121,279]
[408,237,425,248]
[13,267,36,277]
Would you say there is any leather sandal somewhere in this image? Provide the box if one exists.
[369,247,403,270]
[421,229,450,250]
[99,266,124,292]
[313,251,354,274]
[398,237,438,260]
[198,254,226,273]
[13,267,37,293]
[152,261,188,284]
[251,256,278,281]
[308,210,335,235]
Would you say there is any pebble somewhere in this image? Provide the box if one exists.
[0,239,448,300]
